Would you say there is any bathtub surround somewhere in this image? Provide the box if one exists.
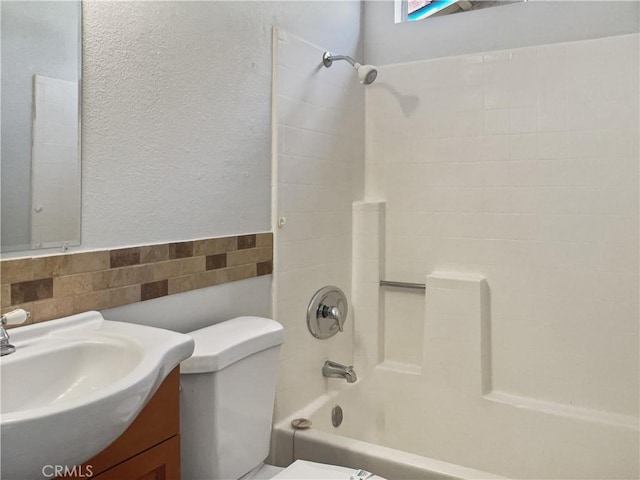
[274,347,638,478]
[0,233,272,324]
[272,31,640,479]
[270,26,638,478]
[278,247,637,478]
[365,33,639,419]
[347,199,638,476]
[272,30,364,422]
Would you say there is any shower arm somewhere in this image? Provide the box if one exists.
[323,52,357,68]
[322,51,378,85]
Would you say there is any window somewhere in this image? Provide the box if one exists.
[397,0,526,23]
[407,0,463,21]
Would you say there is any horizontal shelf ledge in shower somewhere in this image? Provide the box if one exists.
[379,280,426,291]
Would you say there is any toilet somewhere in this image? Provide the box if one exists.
[180,316,383,480]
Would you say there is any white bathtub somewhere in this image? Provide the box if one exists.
[273,367,639,479]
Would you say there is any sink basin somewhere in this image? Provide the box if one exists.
[0,311,194,479]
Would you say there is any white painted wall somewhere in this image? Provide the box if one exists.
[365,33,639,417]
[81,1,363,251]
[273,30,364,421]
[364,0,640,65]
[1,1,80,251]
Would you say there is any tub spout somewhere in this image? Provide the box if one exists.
[322,360,357,383]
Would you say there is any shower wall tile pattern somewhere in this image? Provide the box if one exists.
[366,34,639,417]
[273,29,364,421]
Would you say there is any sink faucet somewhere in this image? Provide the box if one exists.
[322,360,357,383]
[1,309,30,356]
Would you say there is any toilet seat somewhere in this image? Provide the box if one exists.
[272,460,385,480]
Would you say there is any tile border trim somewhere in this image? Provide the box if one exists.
[0,232,273,325]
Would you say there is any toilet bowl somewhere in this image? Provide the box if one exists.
[180,317,384,480]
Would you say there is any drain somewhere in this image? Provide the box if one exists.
[291,418,312,430]
[331,405,343,427]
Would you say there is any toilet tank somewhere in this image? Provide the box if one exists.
[180,317,284,480]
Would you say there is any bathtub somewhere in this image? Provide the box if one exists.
[273,367,639,479]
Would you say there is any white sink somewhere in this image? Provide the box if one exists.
[0,311,194,480]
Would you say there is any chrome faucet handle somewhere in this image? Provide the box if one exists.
[1,309,30,357]
[318,304,344,332]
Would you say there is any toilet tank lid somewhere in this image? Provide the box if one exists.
[180,316,284,374]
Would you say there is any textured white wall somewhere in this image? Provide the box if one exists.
[364,0,640,65]
[81,1,363,251]
[273,30,364,421]
[365,33,639,417]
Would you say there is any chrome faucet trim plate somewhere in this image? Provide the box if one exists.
[307,286,348,339]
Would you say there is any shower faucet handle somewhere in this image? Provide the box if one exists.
[319,304,344,332]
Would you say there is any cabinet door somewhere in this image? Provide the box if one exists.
[83,369,180,476]
[92,436,180,480]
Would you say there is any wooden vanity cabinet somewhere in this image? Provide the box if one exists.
[61,367,181,480]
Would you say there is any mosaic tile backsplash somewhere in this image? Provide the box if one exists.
[0,233,273,325]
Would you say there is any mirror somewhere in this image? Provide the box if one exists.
[1,1,82,253]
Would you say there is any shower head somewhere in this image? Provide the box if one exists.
[322,52,378,85]
[356,64,378,85]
